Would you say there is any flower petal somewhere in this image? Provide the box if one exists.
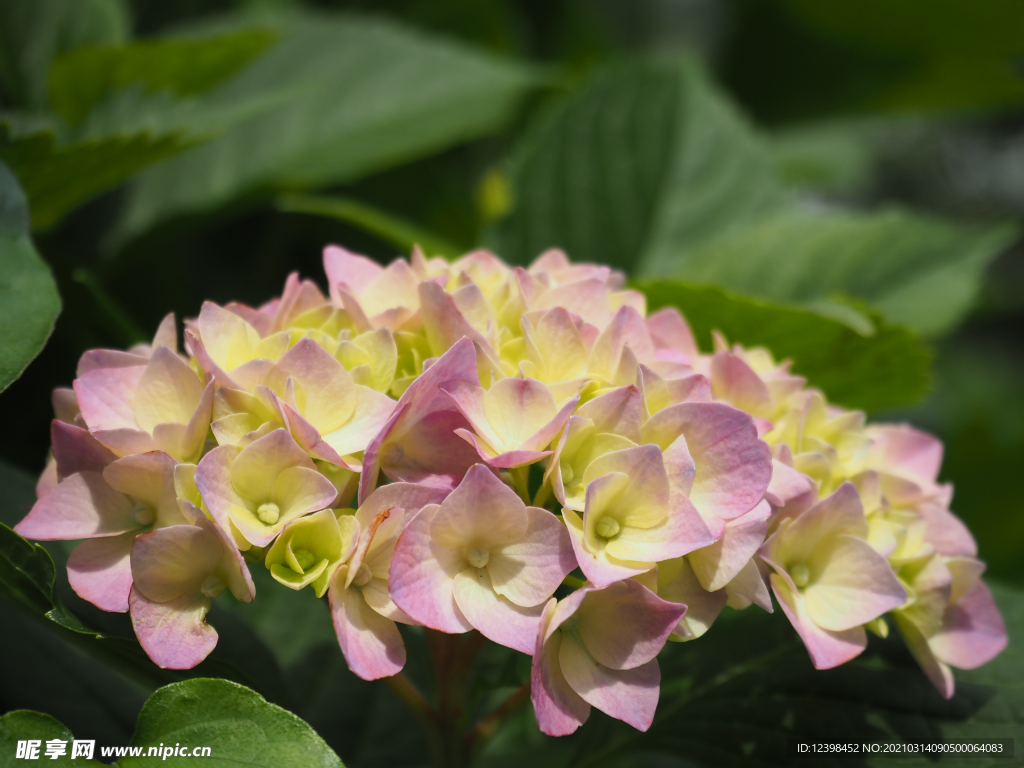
[453,568,543,654]
[330,566,406,680]
[390,505,473,634]
[66,533,135,612]
[771,574,867,669]
[558,630,660,732]
[129,586,217,670]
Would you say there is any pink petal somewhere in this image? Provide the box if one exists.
[359,338,478,503]
[129,586,217,669]
[429,464,527,549]
[193,444,245,531]
[917,501,977,558]
[688,502,769,592]
[575,385,643,444]
[67,533,135,612]
[642,402,772,521]
[76,349,148,377]
[576,579,686,670]
[771,575,867,669]
[389,505,473,634]
[646,307,698,362]
[489,506,577,607]
[929,580,1007,670]
[558,631,660,732]
[452,568,543,654]
[74,365,145,431]
[130,526,223,603]
[531,599,591,737]
[50,420,116,481]
[868,424,943,484]
[330,569,406,680]
[15,472,135,540]
[710,351,773,417]
[102,451,179,521]
[323,245,385,303]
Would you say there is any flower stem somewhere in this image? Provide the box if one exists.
[465,682,531,756]
[509,466,530,504]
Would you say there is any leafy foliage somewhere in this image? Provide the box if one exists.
[0,0,128,109]
[121,679,344,767]
[0,710,101,765]
[0,679,344,768]
[638,280,932,413]
[487,59,1014,338]
[0,162,59,392]
[47,28,279,126]
[112,12,538,247]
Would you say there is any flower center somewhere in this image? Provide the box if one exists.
[561,464,574,483]
[353,563,373,587]
[131,503,155,527]
[293,547,316,572]
[200,575,225,598]
[466,546,490,569]
[791,563,811,588]
[596,517,620,539]
[257,502,280,525]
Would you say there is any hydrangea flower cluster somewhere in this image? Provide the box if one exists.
[17,246,1006,735]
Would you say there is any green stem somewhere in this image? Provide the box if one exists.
[562,575,586,589]
[465,682,530,756]
[532,480,552,509]
[509,466,530,505]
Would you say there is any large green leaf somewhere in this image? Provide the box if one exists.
[47,27,279,126]
[669,209,1019,338]
[0,161,59,392]
[1,24,285,229]
[120,679,344,768]
[486,60,1014,338]
[0,118,206,231]
[1,679,343,767]
[0,0,127,109]
[0,711,102,765]
[111,12,538,248]
[637,280,932,413]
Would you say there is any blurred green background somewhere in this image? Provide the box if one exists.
[1,0,1023,765]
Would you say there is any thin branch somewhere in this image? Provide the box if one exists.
[384,672,435,723]
[466,682,531,751]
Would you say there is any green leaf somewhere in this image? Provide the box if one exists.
[112,11,538,248]
[0,118,205,230]
[665,209,1020,338]
[0,161,59,392]
[278,193,463,259]
[0,0,128,109]
[486,59,787,274]
[0,711,102,765]
[47,27,280,127]
[121,679,344,767]
[486,60,1013,338]
[637,280,932,413]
